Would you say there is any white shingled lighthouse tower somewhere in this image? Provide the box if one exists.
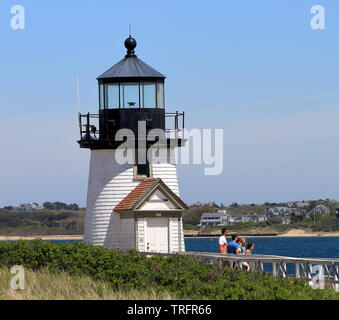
[78,34,187,253]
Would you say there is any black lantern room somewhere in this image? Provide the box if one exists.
[78,35,184,149]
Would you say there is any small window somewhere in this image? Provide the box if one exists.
[106,84,120,108]
[121,83,139,108]
[133,164,153,180]
[141,83,156,108]
[157,82,164,109]
[99,84,104,110]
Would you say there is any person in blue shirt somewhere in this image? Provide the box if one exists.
[227,234,239,254]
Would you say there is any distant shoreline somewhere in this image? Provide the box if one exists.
[1,230,339,241]
[184,234,339,238]
[184,229,339,238]
[0,235,83,241]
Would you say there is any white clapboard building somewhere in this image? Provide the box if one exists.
[78,34,187,253]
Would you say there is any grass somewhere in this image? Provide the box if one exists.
[0,267,176,300]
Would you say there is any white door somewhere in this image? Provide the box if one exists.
[145,218,168,253]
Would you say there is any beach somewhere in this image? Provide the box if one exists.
[1,229,339,241]
[183,229,339,238]
[277,229,339,237]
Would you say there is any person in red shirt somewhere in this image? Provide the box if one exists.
[218,228,228,254]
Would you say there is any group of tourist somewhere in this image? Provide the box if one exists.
[218,229,254,255]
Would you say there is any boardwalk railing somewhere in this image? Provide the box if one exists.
[146,251,339,292]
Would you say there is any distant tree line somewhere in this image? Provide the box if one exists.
[43,202,80,211]
[2,202,81,211]
[0,211,84,235]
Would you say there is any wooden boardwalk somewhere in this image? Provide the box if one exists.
[147,251,339,292]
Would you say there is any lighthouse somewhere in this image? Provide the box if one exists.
[78,35,187,253]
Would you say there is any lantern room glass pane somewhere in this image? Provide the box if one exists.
[141,83,156,108]
[157,82,164,109]
[99,84,104,109]
[106,84,119,109]
[121,83,139,108]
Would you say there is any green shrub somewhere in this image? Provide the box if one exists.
[0,240,338,300]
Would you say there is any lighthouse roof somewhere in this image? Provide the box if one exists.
[97,56,165,80]
[97,36,166,80]
[113,178,188,213]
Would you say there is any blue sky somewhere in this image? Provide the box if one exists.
[0,0,338,207]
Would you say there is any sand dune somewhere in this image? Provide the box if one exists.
[279,229,339,237]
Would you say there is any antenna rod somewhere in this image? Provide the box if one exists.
[129,24,131,37]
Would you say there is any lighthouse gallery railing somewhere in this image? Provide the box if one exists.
[78,111,185,141]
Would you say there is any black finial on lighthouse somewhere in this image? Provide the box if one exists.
[125,35,137,57]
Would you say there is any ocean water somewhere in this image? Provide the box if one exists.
[51,237,339,259]
[184,237,339,259]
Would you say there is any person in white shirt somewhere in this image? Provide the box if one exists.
[218,228,228,254]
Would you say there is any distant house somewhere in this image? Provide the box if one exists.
[267,207,291,217]
[241,215,259,223]
[199,210,227,226]
[213,213,263,226]
[287,201,310,209]
[226,215,242,225]
[336,208,339,219]
[267,207,304,218]
[15,203,44,212]
[306,204,330,218]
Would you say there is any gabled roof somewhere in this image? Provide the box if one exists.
[97,56,166,80]
[113,178,188,213]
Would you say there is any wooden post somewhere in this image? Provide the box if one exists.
[335,265,339,292]
[307,263,313,288]
[318,265,324,289]
[308,263,313,280]
[272,263,278,277]
[295,263,300,278]
[278,260,287,278]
